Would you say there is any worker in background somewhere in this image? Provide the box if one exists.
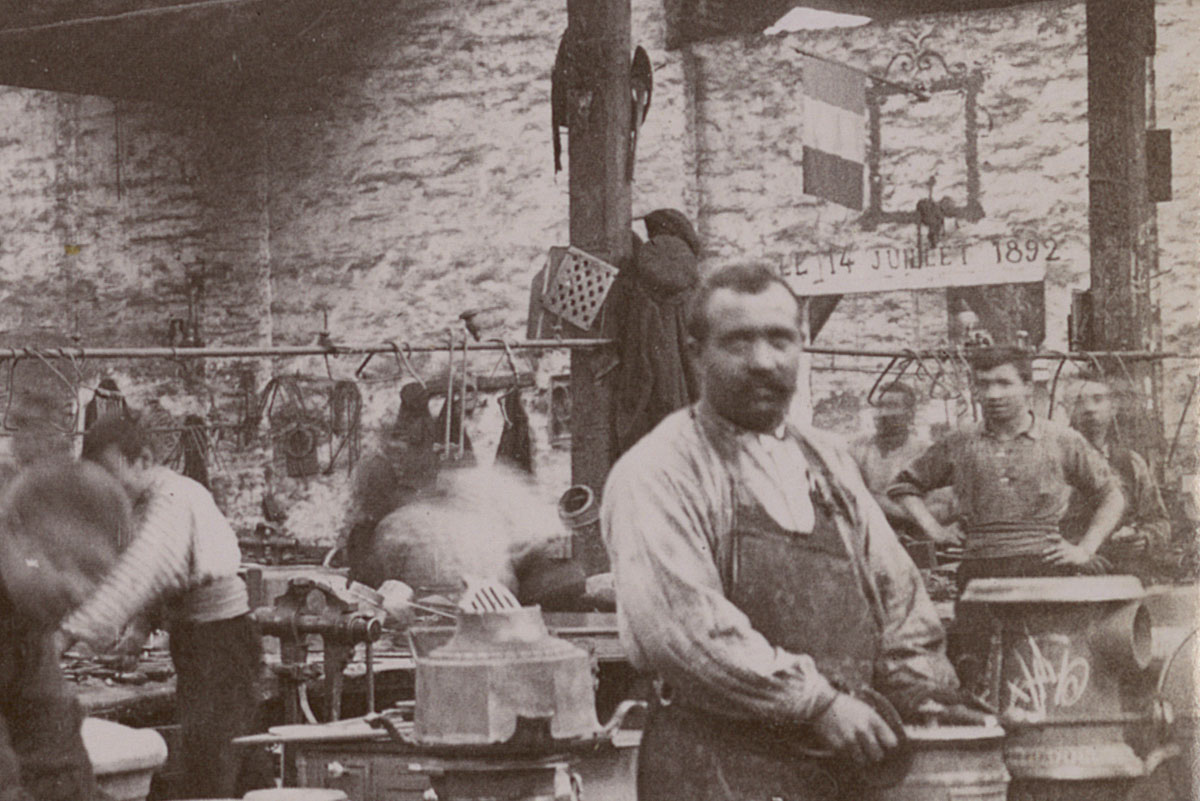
[61,416,270,799]
[1063,370,1171,580]
[602,264,972,801]
[888,347,1126,588]
[848,381,958,544]
[0,459,131,801]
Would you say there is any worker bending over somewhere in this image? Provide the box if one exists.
[61,416,268,799]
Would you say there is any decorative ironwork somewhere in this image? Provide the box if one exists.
[883,30,969,88]
[861,30,987,231]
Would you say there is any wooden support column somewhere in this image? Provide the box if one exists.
[566,0,631,572]
[1085,0,1163,458]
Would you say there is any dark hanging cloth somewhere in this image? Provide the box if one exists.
[83,378,128,432]
[346,383,440,584]
[495,389,534,474]
[609,210,702,458]
[180,414,210,490]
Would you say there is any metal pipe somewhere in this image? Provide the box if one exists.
[444,331,455,458]
[458,335,468,458]
[1166,374,1200,468]
[0,343,1193,362]
[365,639,376,715]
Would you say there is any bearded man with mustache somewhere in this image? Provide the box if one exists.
[888,347,1126,589]
[601,263,971,801]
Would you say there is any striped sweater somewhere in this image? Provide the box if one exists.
[62,466,248,649]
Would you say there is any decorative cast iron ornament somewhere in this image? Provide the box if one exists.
[861,30,991,231]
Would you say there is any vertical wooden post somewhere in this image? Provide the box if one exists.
[1085,0,1163,458]
[566,0,631,572]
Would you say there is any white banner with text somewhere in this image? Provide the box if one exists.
[776,236,1068,295]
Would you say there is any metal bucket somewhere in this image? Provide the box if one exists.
[869,724,1008,801]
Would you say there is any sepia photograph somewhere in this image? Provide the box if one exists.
[0,0,1196,799]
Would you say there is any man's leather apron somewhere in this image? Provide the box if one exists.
[637,437,883,801]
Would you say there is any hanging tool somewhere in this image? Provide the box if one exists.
[628,45,653,181]
[551,27,574,176]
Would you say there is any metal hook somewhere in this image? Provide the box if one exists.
[1047,353,1071,420]
[487,338,522,384]
[391,341,428,390]
[867,353,916,407]
[354,352,376,378]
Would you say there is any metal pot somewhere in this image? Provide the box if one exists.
[412,606,602,751]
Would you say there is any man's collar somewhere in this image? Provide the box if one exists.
[983,410,1041,440]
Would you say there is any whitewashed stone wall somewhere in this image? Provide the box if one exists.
[0,0,1195,543]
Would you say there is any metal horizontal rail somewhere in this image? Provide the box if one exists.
[804,347,1200,361]
[0,339,614,360]
[0,342,1195,361]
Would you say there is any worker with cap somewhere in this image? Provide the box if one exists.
[888,347,1126,587]
[61,415,269,799]
[602,263,972,801]
[0,458,132,801]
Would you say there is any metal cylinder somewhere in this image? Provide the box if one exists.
[558,485,602,568]
[957,576,1158,793]
[870,724,1009,801]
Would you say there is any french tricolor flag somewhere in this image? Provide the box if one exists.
[800,55,866,211]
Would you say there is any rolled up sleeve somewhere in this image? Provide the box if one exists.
[863,491,958,703]
[601,453,839,725]
[1063,429,1120,497]
[888,438,953,500]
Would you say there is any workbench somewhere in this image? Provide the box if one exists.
[71,611,627,726]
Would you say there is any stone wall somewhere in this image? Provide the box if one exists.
[0,0,1194,544]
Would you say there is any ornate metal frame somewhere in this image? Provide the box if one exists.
[860,31,988,230]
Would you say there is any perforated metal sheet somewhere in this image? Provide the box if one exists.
[540,246,618,330]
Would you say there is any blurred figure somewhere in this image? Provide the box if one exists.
[889,348,1125,588]
[62,416,269,799]
[0,458,131,801]
[1063,371,1170,580]
[344,382,439,580]
[849,382,957,543]
[355,465,584,608]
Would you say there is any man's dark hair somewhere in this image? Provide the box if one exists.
[966,346,1034,383]
[81,414,154,463]
[878,381,917,409]
[686,263,801,343]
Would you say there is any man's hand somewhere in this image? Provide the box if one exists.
[811,694,899,765]
[1043,541,1111,574]
[1106,526,1148,556]
[1042,540,1092,567]
[920,521,963,546]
